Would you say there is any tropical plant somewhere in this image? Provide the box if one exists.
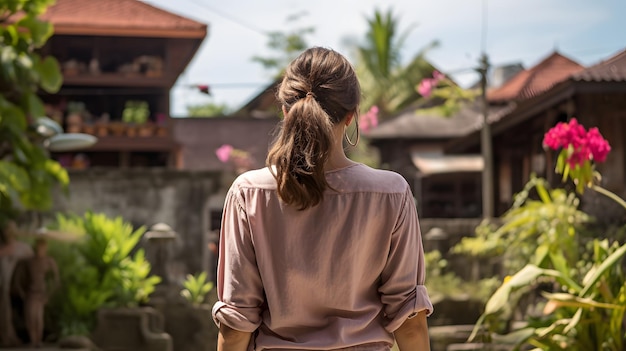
[355,8,438,118]
[251,12,314,79]
[180,271,214,306]
[416,70,479,117]
[454,176,591,275]
[48,212,161,336]
[48,235,111,336]
[0,0,67,225]
[468,118,626,350]
[79,211,161,307]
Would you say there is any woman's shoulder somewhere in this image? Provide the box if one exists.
[329,163,410,195]
[231,167,277,191]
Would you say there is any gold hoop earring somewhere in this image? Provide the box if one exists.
[344,118,360,146]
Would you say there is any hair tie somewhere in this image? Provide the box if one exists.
[305,91,316,99]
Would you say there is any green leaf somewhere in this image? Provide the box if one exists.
[0,96,27,131]
[0,160,30,193]
[549,251,569,277]
[563,307,582,334]
[44,159,69,187]
[24,92,45,119]
[17,15,53,47]
[542,292,626,310]
[491,327,536,346]
[535,181,551,203]
[36,56,62,93]
[533,244,549,266]
[0,46,18,82]
[484,265,543,314]
[3,25,19,46]
[580,242,626,297]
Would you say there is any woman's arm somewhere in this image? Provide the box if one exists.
[394,310,430,351]
[217,324,252,351]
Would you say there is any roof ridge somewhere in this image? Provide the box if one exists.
[586,48,626,69]
[131,0,206,27]
[569,47,626,82]
[42,0,208,36]
[488,50,583,102]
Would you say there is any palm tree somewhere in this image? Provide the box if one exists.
[355,9,438,118]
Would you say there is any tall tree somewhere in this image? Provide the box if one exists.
[251,12,314,79]
[356,9,438,118]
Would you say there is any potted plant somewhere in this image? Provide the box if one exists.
[48,212,170,351]
[65,101,86,133]
[157,272,216,351]
[122,100,154,137]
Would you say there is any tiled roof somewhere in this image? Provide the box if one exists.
[571,49,626,82]
[41,0,207,38]
[487,52,584,103]
[367,102,508,140]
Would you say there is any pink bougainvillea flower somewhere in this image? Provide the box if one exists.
[418,78,437,98]
[543,118,611,167]
[359,105,379,133]
[543,118,611,193]
[417,70,446,98]
[543,118,586,151]
[215,144,233,163]
[587,127,611,163]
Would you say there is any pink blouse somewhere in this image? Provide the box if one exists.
[212,163,433,350]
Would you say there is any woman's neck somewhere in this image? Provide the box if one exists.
[324,152,355,172]
[324,125,357,172]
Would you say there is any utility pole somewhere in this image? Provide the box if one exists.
[478,53,494,219]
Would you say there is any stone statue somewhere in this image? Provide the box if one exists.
[0,220,34,347]
[14,238,59,347]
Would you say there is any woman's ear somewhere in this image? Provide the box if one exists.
[282,106,288,117]
[345,113,354,126]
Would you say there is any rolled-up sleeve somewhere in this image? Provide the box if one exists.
[212,183,264,332]
[379,186,434,333]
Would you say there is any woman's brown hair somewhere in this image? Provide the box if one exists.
[266,47,360,210]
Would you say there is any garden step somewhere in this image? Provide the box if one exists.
[447,344,484,351]
[447,344,512,351]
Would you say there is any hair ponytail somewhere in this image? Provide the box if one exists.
[267,96,334,210]
[267,47,360,210]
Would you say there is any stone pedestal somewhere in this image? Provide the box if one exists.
[91,307,172,351]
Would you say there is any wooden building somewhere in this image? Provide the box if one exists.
[367,51,584,218]
[39,0,207,169]
[366,102,498,218]
[449,49,626,219]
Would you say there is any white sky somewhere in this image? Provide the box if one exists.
[141,0,626,117]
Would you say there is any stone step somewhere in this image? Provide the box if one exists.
[447,344,484,351]
[447,343,512,351]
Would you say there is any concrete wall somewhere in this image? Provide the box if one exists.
[50,169,486,287]
[173,116,280,171]
[52,168,229,283]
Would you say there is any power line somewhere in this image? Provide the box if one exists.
[183,0,268,36]
[174,83,269,89]
[140,0,268,36]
